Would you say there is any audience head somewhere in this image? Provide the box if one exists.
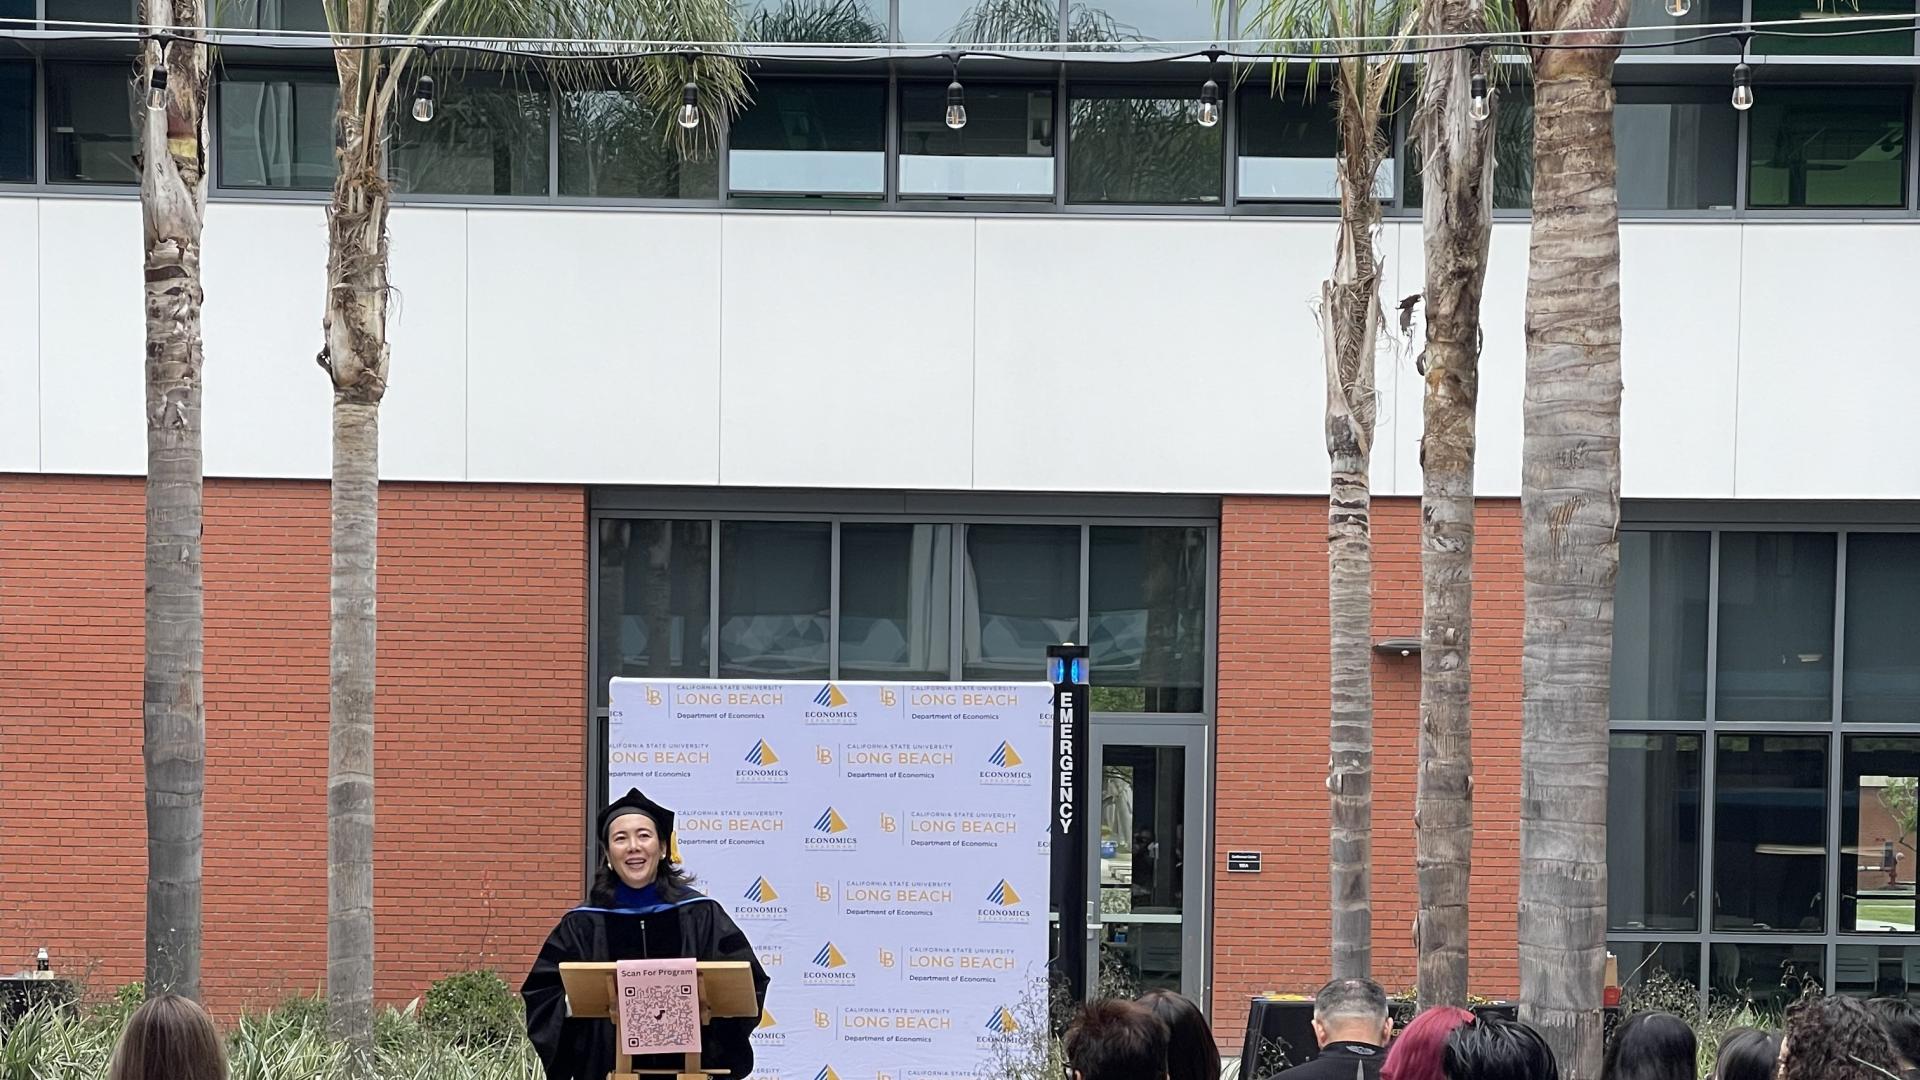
[1868,997,1920,1073]
[1064,998,1170,1080]
[1710,1027,1781,1080]
[1780,994,1900,1080]
[106,993,228,1080]
[1313,977,1393,1048]
[1382,1006,1475,1080]
[1443,1016,1558,1080]
[1602,1011,1697,1080]
[1137,990,1220,1080]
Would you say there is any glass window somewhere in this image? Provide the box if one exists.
[1845,534,1920,724]
[1610,941,1703,1000]
[1615,88,1739,211]
[729,80,885,197]
[0,63,30,183]
[1835,944,1920,1001]
[1612,531,1710,724]
[1089,527,1206,713]
[1749,88,1909,210]
[218,68,337,190]
[838,523,954,682]
[738,0,888,43]
[718,522,831,679]
[899,83,1054,200]
[46,0,134,24]
[1405,84,1532,210]
[558,91,717,199]
[1709,941,1824,1012]
[1098,743,1188,996]
[1236,87,1392,202]
[1068,87,1222,205]
[596,519,711,705]
[1844,737,1920,933]
[0,0,29,23]
[1609,733,1702,932]
[214,0,326,31]
[390,75,550,197]
[47,63,137,185]
[1716,533,1837,724]
[1714,734,1828,933]
[1753,0,1916,56]
[906,0,1057,44]
[1625,0,1739,53]
[1068,0,1218,43]
[963,524,1079,681]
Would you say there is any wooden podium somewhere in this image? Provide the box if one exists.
[559,961,760,1080]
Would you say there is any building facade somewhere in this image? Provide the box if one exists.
[4,0,1920,1044]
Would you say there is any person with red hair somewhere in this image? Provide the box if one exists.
[1380,1006,1475,1080]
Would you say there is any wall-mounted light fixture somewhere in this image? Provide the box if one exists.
[1373,637,1422,658]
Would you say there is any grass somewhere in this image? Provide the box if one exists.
[1857,900,1916,930]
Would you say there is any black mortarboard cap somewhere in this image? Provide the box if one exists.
[597,788,675,851]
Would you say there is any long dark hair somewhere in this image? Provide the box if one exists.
[107,993,227,1080]
[588,854,697,906]
[1603,1012,1697,1080]
[1138,990,1220,1080]
[1712,1027,1782,1080]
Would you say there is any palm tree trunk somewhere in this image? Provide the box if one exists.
[1518,40,1626,1080]
[140,0,209,1004]
[324,62,391,1074]
[1413,2,1494,1011]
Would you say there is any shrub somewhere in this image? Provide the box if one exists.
[420,970,524,1050]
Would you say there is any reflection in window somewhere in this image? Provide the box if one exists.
[839,524,953,682]
[718,522,831,679]
[1714,734,1827,933]
[1845,534,1920,724]
[1405,86,1531,210]
[1625,0,1739,53]
[1844,738,1920,933]
[1753,0,1916,56]
[1067,0,1216,43]
[595,519,711,705]
[214,0,326,30]
[963,525,1078,682]
[218,69,337,190]
[1089,527,1206,713]
[1608,941,1702,998]
[391,76,550,196]
[739,0,886,43]
[1099,744,1187,995]
[46,0,134,24]
[46,63,137,185]
[1716,533,1836,724]
[1236,87,1391,202]
[1609,733,1702,932]
[0,63,30,183]
[1612,531,1710,724]
[1836,944,1920,1001]
[558,91,717,199]
[1710,941,1824,1012]
[907,0,1057,44]
[899,83,1054,199]
[1749,89,1908,210]
[1068,88,1222,205]
[729,80,886,196]
[1615,89,1739,211]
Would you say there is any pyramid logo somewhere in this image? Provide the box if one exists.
[813,684,849,708]
[984,1007,1021,1035]
[758,1010,776,1030]
[813,807,849,834]
[812,942,847,969]
[744,877,780,904]
[814,1068,841,1080]
[744,739,780,766]
[988,741,1024,768]
[986,879,1022,906]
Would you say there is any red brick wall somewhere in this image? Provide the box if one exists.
[0,475,587,1012]
[1213,495,1524,1040]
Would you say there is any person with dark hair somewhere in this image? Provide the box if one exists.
[1778,994,1901,1080]
[1064,998,1170,1080]
[1710,1027,1781,1080]
[1602,1011,1696,1080]
[1382,1006,1475,1080]
[106,993,227,1080]
[1284,978,1395,1079]
[521,788,769,1080]
[1868,997,1920,1080]
[1138,990,1220,1080]
[1442,1016,1558,1080]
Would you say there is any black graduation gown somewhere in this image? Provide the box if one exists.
[521,892,770,1080]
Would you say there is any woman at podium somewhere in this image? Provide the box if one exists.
[522,789,770,1080]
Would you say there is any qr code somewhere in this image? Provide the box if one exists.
[621,982,698,1051]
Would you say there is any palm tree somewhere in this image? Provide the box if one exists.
[139,0,210,1004]
[1513,0,1628,1073]
[315,1,745,1068]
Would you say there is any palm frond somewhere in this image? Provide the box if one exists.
[739,0,885,44]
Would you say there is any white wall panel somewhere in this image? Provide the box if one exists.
[38,199,144,475]
[383,208,470,480]
[465,211,723,484]
[719,215,975,489]
[1619,224,1740,498]
[0,199,39,470]
[202,202,330,478]
[1737,225,1920,498]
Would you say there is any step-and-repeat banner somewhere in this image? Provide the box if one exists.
[609,678,1054,1080]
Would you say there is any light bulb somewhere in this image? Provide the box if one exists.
[1469,72,1490,122]
[411,74,435,123]
[147,66,169,112]
[1731,63,1753,111]
[1195,79,1220,128]
[945,79,966,130]
[677,81,701,130]
[1665,0,1690,15]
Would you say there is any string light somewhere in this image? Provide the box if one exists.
[677,52,701,128]
[1667,0,1691,18]
[1731,33,1753,110]
[944,51,966,130]
[1467,42,1489,123]
[1192,47,1221,128]
[145,55,168,112]
[411,45,435,122]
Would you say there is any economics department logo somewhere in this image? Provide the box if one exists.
[752,1008,786,1046]
[978,879,1034,924]
[745,876,780,903]
[759,1010,777,1029]
[805,806,858,851]
[745,740,779,766]
[985,879,1022,906]
[735,874,790,921]
[804,942,856,986]
[812,942,848,969]
[978,740,1034,786]
[814,1067,841,1080]
[735,739,790,784]
[814,684,849,708]
[814,807,849,834]
[984,1007,1021,1035]
[988,741,1022,768]
[806,683,857,725]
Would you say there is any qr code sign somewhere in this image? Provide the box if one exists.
[620,982,699,1054]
